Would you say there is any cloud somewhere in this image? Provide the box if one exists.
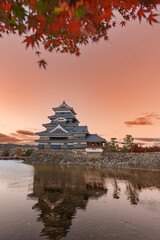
[125,112,160,127]
[0,129,38,145]
[0,133,21,143]
[16,130,35,136]
[135,138,160,142]
[125,118,153,126]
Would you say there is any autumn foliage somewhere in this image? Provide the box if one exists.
[0,0,159,68]
[131,144,160,152]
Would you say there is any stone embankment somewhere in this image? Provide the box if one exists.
[24,149,160,170]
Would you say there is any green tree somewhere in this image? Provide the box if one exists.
[110,138,119,152]
[104,142,110,151]
[25,149,34,157]
[105,138,119,152]
[2,147,10,157]
[122,135,134,152]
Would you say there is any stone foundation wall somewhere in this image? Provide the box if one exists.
[24,150,160,170]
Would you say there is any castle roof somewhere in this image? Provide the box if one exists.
[53,101,77,115]
[43,121,79,127]
[74,126,89,134]
[36,130,49,136]
[48,111,77,120]
[36,130,69,136]
[68,133,106,143]
[86,134,106,142]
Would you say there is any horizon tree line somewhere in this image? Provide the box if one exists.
[1,147,34,157]
[105,135,160,153]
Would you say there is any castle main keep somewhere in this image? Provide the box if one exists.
[36,101,106,152]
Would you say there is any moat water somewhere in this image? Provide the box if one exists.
[0,160,160,240]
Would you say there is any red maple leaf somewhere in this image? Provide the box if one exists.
[120,21,126,27]
[147,13,159,25]
[112,21,116,27]
[68,20,81,36]
[2,3,12,14]
[35,51,41,56]
[137,7,148,22]
[23,35,40,48]
[37,59,47,69]
[36,14,45,22]
[30,0,36,7]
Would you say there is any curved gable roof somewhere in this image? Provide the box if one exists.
[53,101,77,115]
[50,125,68,134]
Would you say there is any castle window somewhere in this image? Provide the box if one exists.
[50,137,67,141]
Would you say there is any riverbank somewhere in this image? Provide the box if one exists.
[24,150,160,170]
[0,156,28,160]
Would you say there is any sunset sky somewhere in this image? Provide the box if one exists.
[0,13,160,145]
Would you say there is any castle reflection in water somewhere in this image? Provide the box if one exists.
[29,165,160,240]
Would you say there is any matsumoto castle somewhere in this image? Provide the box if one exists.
[36,101,106,152]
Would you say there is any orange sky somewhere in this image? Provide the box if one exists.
[0,15,160,145]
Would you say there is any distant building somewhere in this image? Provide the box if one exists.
[36,101,106,152]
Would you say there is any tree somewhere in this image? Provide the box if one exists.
[104,142,110,152]
[105,138,119,152]
[25,149,34,157]
[0,0,159,68]
[2,147,10,157]
[122,135,134,152]
[109,138,119,152]
[14,147,24,157]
